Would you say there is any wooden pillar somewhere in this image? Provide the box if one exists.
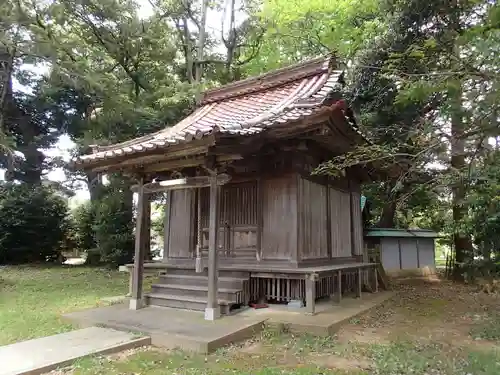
[130,177,148,310]
[163,191,172,260]
[326,184,332,259]
[256,178,263,262]
[348,181,356,257]
[305,273,317,315]
[373,266,379,293]
[205,173,220,320]
[336,270,342,303]
[356,268,362,298]
[142,200,151,260]
[416,239,420,268]
[195,188,203,273]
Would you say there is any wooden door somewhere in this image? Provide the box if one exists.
[200,181,258,260]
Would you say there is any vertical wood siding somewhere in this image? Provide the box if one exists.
[298,177,329,260]
[167,189,194,258]
[329,187,352,258]
[350,191,364,256]
[261,175,298,260]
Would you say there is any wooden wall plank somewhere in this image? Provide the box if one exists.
[350,191,364,256]
[162,192,172,262]
[329,187,352,258]
[261,174,298,260]
[298,177,328,260]
[168,189,194,258]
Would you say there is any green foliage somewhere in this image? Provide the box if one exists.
[245,0,384,76]
[92,177,134,267]
[0,184,69,264]
[71,201,96,253]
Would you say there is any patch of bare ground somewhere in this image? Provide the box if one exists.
[338,326,392,345]
[338,277,500,351]
[309,353,373,371]
[239,340,264,353]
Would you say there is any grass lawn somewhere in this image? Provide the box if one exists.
[2,267,500,374]
[0,265,128,345]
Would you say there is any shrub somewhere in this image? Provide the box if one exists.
[71,200,96,252]
[0,184,69,264]
[92,178,134,267]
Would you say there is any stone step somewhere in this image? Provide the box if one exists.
[158,274,247,289]
[150,283,242,301]
[145,293,231,314]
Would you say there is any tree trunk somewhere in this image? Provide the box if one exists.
[86,170,102,202]
[376,200,397,228]
[450,82,473,279]
[0,47,14,136]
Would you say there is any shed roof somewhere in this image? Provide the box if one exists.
[364,228,440,238]
[75,55,354,168]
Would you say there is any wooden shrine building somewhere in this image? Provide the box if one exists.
[75,55,379,320]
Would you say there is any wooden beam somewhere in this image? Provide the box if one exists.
[205,173,221,320]
[305,273,317,315]
[163,191,172,261]
[143,154,243,174]
[356,268,362,298]
[336,270,342,303]
[130,177,147,310]
[142,198,151,260]
[144,156,206,173]
[131,174,231,193]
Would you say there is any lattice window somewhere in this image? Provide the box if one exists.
[200,180,258,228]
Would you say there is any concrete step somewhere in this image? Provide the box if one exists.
[158,274,247,289]
[0,327,150,375]
[145,293,231,314]
[151,283,242,301]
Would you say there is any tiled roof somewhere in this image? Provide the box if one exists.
[75,55,347,167]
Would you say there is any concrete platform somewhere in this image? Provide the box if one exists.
[241,291,394,336]
[64,305,266,353]
[64,292,393,352]
[0,327,150,375]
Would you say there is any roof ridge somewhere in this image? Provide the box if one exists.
[200,54,336,105]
